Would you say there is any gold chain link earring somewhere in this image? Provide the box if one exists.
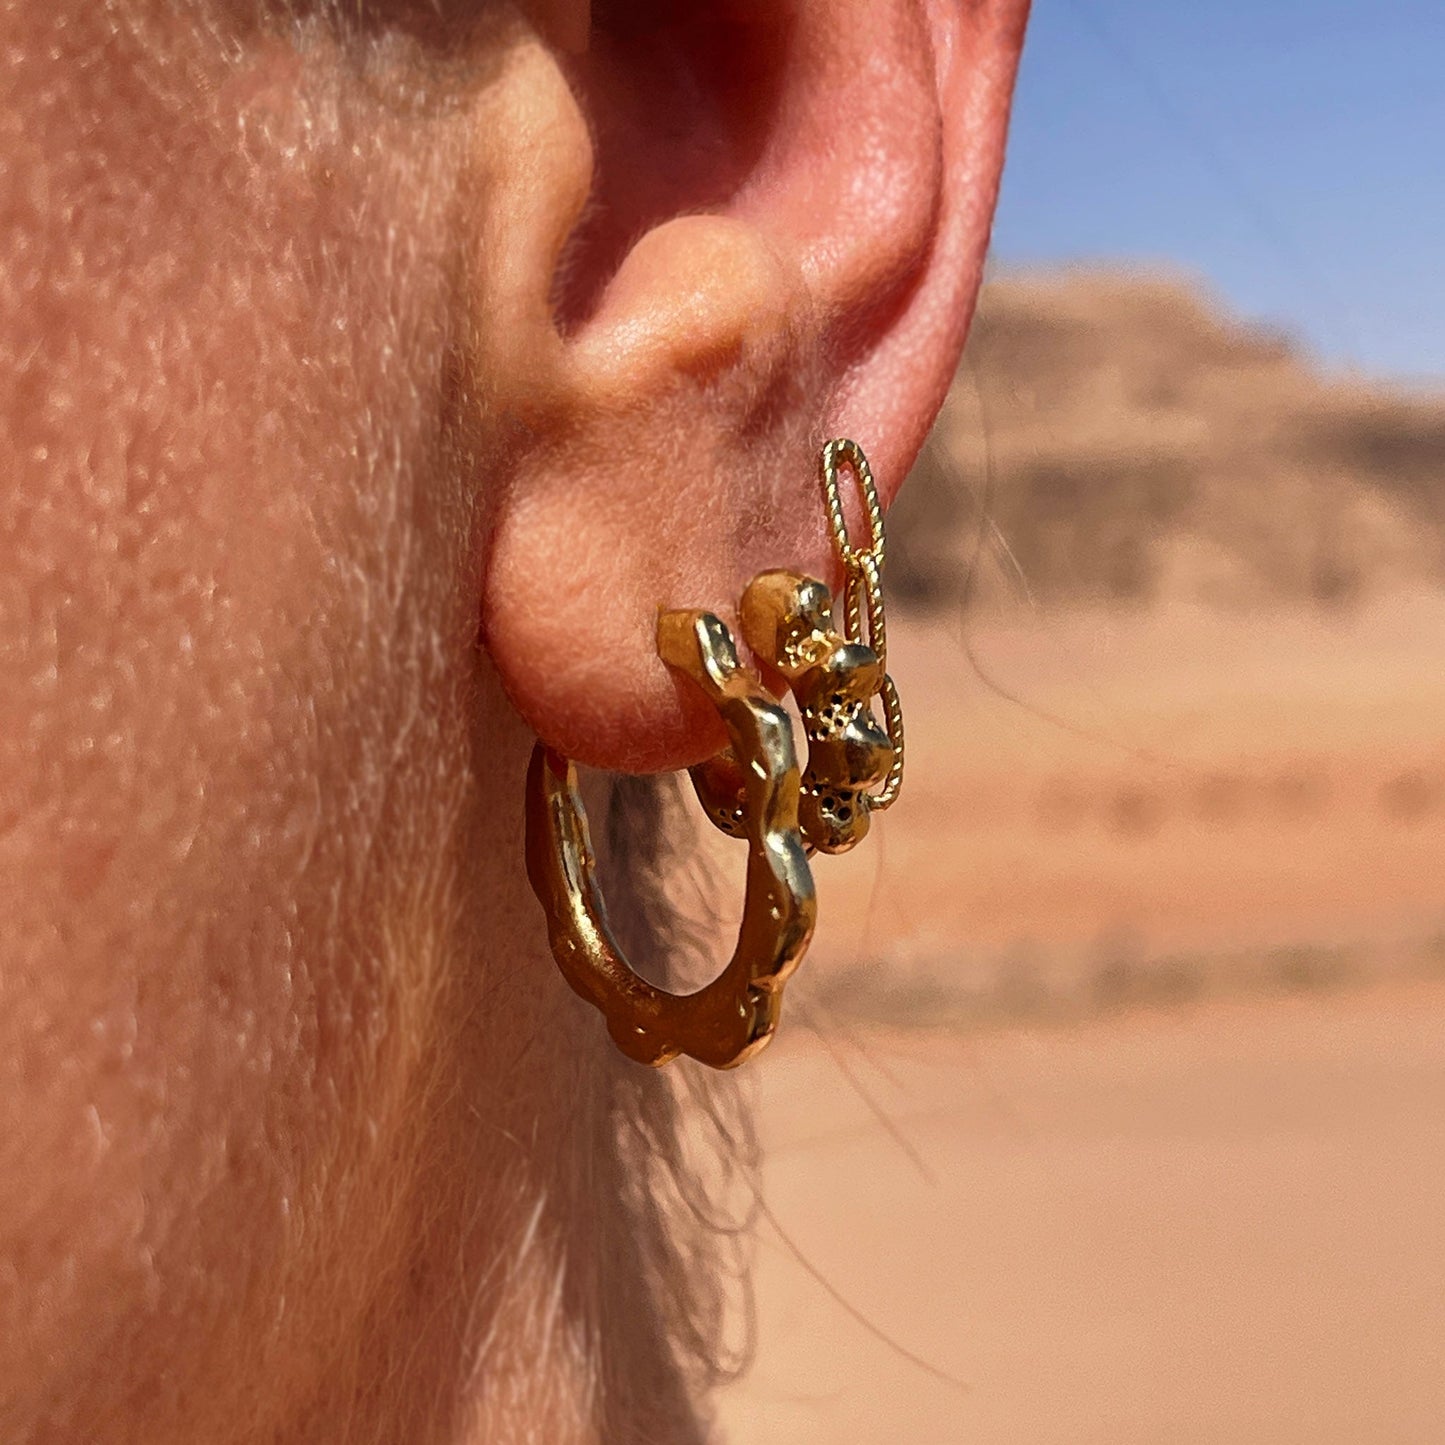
[694,437,904,854]
[525,439,904,1068]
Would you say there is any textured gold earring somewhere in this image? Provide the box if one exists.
[526,608,816,1068]
[692,437,904,854]
[525,438,901,1068]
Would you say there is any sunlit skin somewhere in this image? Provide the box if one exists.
[0,2,1027,1440]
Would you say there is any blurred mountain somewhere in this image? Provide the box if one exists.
[892,268,1445,613]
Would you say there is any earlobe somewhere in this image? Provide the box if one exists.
[468,0,1029,774]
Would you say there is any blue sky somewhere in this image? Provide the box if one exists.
[991,0,1445,383]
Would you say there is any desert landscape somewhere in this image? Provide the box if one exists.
[715,270,1445,1443]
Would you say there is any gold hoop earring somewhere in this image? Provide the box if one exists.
[525,609,816,1069]
[525,438,900,1068]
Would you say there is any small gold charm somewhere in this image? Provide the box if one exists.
[690,438,904,855]
[741,571,893,853]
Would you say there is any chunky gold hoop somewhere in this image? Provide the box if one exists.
[525,608,817,1069]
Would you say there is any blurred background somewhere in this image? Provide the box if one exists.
[718,4,1445,1441]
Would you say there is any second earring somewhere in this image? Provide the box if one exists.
[690,437,904,856]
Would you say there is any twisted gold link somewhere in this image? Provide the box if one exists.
[820,437,886,573]
[873,674,905,809]
[854,554,903,810]
[842,567,866,649]
[854,551,887,667]
[817,438,903,812]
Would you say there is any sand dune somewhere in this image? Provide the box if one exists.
[801,596,1445,1031]
[718,987,1445,1444]
[892,269,1445,614]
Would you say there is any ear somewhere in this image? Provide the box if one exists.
[470,0,1029,772]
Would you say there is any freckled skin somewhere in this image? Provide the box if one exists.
[0,9,668,1441]
[0,8,586,1441]
[0,2,1026,1441]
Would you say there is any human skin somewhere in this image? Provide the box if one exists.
[0,2,1027,1441]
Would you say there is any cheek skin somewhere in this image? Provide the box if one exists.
[0,13,567,1440]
